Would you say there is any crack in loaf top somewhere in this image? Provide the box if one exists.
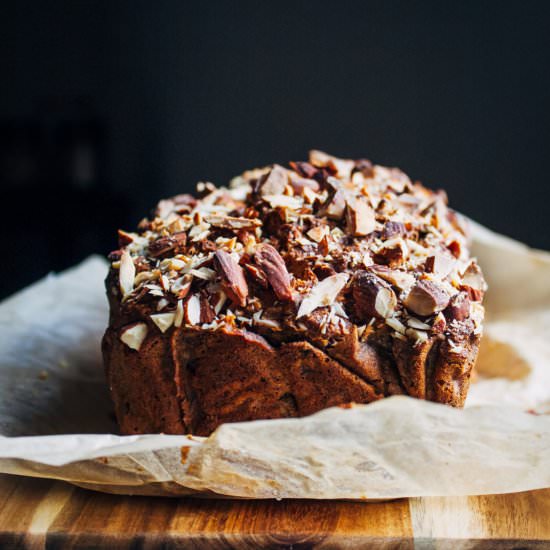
[107,150,486,354]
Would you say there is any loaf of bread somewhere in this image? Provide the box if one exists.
[102,151,486,436]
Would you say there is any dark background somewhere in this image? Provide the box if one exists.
[2,1,550,299]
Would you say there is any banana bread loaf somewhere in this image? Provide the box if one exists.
[102,151,486,436]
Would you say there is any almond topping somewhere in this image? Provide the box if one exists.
[382,221,406,239]
[244,263,269,288]
[148,232,187,258]
[404,280,450,316]
[120,322,147,351]
[460,261,487,301]
[213,290,227,314]
[185,294,202,325]
[445,291,470,321]
[406,327,429,344]
[375,287,397,318]
[204,215,261,229]
[174,300,184,327]
[117,229,135,246]
[189,267,216,281]
[345,196,376,236]
[353,158,374,178]
[307,225,328,243]
[350,271,397,321]
[262,194,302,210]
[425,252,456,279]
[373,237,408,267]
[288,171,320,194]
[150,312,176,333]
[309,150,354,179]
[200,293,216,324]
[406,317,431,330]
[119,249,135,297]
[369,265,415,292]
[432,312,447,333]
[171,275,192,300]
[257,165,289,197]
[297,272,349,318]
[386,316,407,334]
[213,250,249,307]
[317,181,346,220]
[254,243,293,301]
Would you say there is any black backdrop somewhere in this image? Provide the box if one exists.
[2,1,550,299]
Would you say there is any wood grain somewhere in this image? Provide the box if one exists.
[410,490,550,549]
[0,474,549,549]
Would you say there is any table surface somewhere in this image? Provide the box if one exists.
[0,474,549,549]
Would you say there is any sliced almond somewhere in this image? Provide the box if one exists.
[170,275,192,299]
[254,243,293,301]
[254,317,282,330]
[169,258,186,270]
[404,280,450,316]
[345,196,376,236]
[369,265,416,292]
[213,290,227,314]
[150,312,176,333]
[184,294,202,325]
[134,270,154,287]
[386,316,407,334]
[159,274,170,291]
[120,322,147,351]
[157,298,169,311]
[307,225,328,243]
[213,250,249,307]
[262,194,303,210]
[204,215,261,229]
[297,272,349,318]
[119,249,135,298]
[406,316,431,330]
[189,222,211,242]
[425,252,456,279]
[189,267,216,281]
[331,301,349,319]
[406,327,429,344]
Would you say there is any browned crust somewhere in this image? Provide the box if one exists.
[103,321,479,436]
[102,326,185,435]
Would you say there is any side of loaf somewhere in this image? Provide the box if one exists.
[102,151,486,436]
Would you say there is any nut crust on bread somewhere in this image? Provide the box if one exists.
[102,151,486,436]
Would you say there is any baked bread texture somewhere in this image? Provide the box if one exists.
[102,151,486,436]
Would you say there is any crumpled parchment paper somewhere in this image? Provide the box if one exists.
[0,221,549,499]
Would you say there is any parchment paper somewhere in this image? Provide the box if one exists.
[0,221,549,499]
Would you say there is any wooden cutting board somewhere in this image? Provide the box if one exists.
[0,474,549,549]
